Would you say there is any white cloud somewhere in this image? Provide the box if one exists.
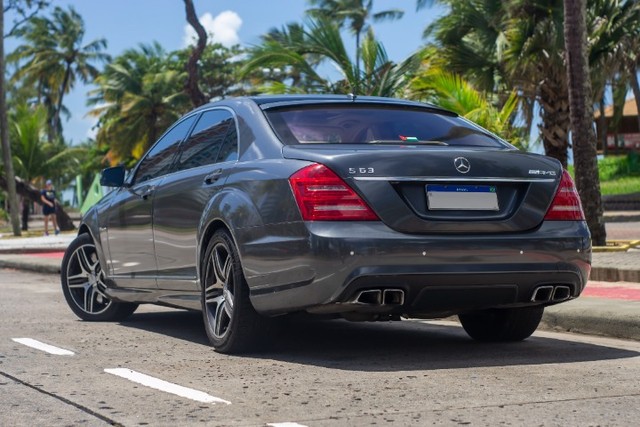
[183,11,242,48]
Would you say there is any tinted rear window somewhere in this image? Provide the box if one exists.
[264,105,505,148]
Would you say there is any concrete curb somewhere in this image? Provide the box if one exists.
[0,259,60,275]
[591,266,640,283]
[541,298,640,341]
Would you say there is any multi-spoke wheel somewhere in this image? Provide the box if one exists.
[458,306,544,342]
[61,233,137,321]
[202,230,267,353]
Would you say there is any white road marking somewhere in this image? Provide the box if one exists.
[12,338,74,356]
[104,368,231,405]
[267,423,309,427]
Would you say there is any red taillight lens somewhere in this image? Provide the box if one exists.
[544,170,585,221]
[289,163,379,221]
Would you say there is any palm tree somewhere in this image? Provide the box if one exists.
[408,67,523,149]
[564,0,606,245]
[8,103,85,230]
[174,43,249,100]
[424,0,639,168]
[592,0,640,136]
[243,18,418,96]
[306,0,404,78]
[88,43,189,165]
[10,6,109,141]
[422,0,539,146]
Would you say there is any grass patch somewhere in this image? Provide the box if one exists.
[568,153,640,195]
[599,176,640,196]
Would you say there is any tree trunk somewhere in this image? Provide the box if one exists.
[183,0,207,107]
[628,60,640,135]
[52,62,72,142]
[564,0,606,246]
[0,175,75,231]
[0,0,22,236]
[21,198,29,230]
[538,74,570,168]
[355,29,361,93]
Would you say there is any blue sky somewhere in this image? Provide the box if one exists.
[6,0,445,144]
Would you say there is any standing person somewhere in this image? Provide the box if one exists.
[41,179,59,236]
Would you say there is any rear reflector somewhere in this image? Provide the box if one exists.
[544,170,585,221]
[289,164,379,221]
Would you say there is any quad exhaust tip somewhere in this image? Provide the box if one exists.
[531,285,572,302]
[353,288,404,306]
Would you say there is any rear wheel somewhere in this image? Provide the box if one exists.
[202,230,267,353]
[61,233,138,321]
[458,306,544,342]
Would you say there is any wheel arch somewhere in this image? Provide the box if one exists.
[74,220,110,279]
[196,188,263,291]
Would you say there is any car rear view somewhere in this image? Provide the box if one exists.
[250,97,591,342]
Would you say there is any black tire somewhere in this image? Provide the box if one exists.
[201,230,268,353]
[458,306,544,342]
[61,233,138,321]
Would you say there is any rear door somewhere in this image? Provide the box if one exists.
[153,108,239,290]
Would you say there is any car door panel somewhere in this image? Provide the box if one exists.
[153,108,238,290]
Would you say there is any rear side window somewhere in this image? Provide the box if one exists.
[264,105,505,148]
[135,115,197,183]
[175,109,236,171]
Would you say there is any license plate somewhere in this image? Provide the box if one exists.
[426,185,499,211]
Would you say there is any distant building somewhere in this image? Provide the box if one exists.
[594,98,640,153]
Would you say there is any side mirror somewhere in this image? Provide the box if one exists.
[100,165,126,187]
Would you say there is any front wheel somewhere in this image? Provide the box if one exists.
[61,233,138,321]
[201,230,268,353]
[458,306,544,342]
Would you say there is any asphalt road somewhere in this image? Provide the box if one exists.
[1,269,639,426]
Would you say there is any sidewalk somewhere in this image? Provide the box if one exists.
[0,217,639,341]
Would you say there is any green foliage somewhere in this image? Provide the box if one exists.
[599,176,640,196]
[174,43,249,100]
[89,42,248,165]
[408,67,525,149]
[243,17,419,96]
[8,103,87,185]
[88,43,189,165]
[568,154,640,195]
[9,5,109,141]
[595,153,640,180]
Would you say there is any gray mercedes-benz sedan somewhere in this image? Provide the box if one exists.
[61,95,591,353]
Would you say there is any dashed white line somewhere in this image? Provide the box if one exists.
[267,423,309,427]
[12,338,74,355]
[104,368,231,405]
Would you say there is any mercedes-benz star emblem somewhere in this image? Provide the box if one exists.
[454,157,471,174]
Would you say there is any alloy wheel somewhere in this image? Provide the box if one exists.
[204,241,235,339]
[64,243,112,315]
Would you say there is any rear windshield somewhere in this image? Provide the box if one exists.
[264,105,506,148]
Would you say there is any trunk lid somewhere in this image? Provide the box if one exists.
[283,144,562,234]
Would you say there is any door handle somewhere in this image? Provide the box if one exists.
[140,186,155,200]
[204,170,223,185]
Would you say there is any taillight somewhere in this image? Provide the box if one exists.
[544,170,585,221]
[289,163,379,221]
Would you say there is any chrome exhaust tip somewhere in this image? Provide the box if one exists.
[552,285,571,301]
[383,289,405,305]
[531,286,554,302]
[354,289,382,305]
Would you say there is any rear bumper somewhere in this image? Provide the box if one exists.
[243,221,591,316]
